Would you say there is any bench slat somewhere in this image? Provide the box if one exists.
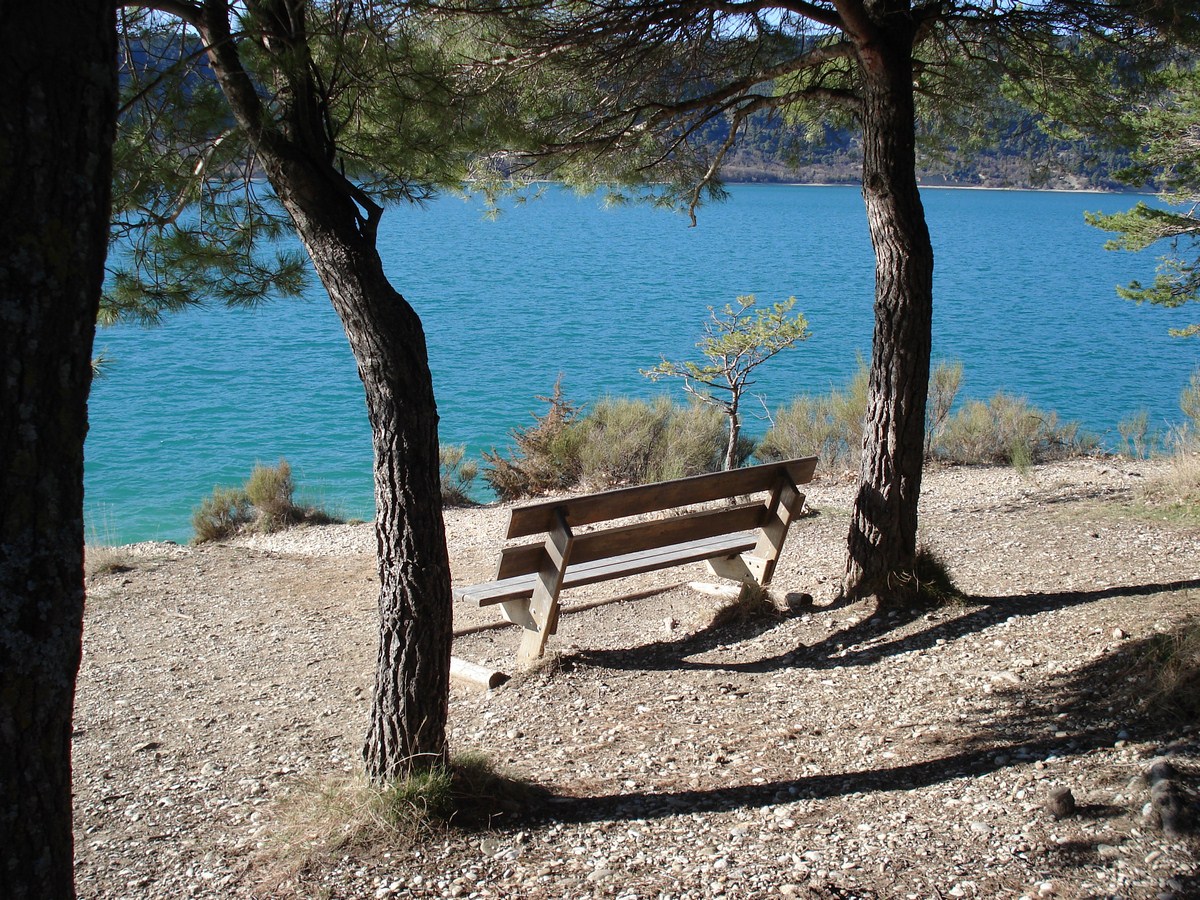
[456,531,759,607]
[505,456,817,539]
[494,500,769,581]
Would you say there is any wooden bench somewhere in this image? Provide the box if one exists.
[453,456,817,668]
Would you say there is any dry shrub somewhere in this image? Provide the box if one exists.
[245,459,301,531]
[757,363,868,469]
[931,393,1094,467]
[575,396,727,488]
[482,383,735,500]
[192,459,338,543]
[439,444,479,506]
[482,377,583,501]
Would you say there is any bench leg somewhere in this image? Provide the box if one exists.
[517,581,560,667]
[517,510,572,669]
[705,554,755,584]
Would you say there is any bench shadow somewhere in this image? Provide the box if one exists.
[565,578,1200,677]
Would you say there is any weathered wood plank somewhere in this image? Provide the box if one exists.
[494,501,767,581]
[458,531,759,607]
[504,457,817,539]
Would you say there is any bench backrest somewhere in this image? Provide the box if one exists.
[495,456,817,580]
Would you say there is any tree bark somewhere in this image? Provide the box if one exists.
[724,407,740,471]
[287,210,454,780]
[194,1,453,779]
[0,3,116,897]
[842,10,935,602]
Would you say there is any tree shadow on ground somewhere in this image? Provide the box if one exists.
[516,621,1200,832]
[565,578,1200,677]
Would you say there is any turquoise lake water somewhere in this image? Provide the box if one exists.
[86,184,1199,544]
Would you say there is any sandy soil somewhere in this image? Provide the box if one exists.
[74,458,1200,899]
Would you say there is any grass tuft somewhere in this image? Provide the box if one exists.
[84,543,134,578]
[1133,444,1200,526]
[1123,619,1200,725]
[884,546,965,609]
[709,582,786,629]
[266,753,545,876]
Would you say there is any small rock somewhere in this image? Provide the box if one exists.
[786,593,814,613]
[1045,786,1076,819]
[1112,627,1127,639]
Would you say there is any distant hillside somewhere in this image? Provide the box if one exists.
[709,110,1137,191]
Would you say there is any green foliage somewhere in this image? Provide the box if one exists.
[574,396,732,487]
[439,444,479,506]
[108,17,308,324]
[109,5,517,326]
[1085,62,1200,338]
[756,362,870,470]
[643,295,810,469]
[930,393,1095,466]
[192,459,337,543]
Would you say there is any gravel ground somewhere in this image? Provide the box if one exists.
[75,458,1200,899]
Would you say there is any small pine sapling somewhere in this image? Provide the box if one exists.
[643,295,810,470]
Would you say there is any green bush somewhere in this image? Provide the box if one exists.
[481,383,736,499]
[757,363,869,469]
[575,396,728,487]
[439,444,479,506]
[1182,368,1200,435]
[192,459,338,543]
[245,458,300,531]
[925,360,963,455]
[931,393,1094,465]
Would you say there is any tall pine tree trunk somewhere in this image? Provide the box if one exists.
[842,14,935,602]
[0,3,116,896]
[285,206,454,779]
[195,2,453,780]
